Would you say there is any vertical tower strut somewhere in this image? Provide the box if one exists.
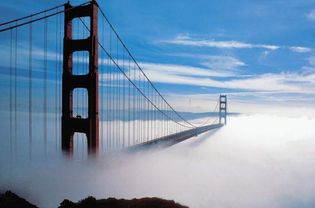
[62,1,99,155]
[219,94,227,125]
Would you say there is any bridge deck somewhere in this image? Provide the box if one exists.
[128,123,223,151]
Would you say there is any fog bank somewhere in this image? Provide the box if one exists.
[1,114,315,208]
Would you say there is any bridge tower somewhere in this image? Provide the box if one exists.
[62,0,99,154]
[219,95,227,125]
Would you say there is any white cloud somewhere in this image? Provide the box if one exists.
[164,34,280,50]
[138,62,236,77]
[307,10,315,20]
[162,53,246,73]
[164,92,315,114]
[259,50,271,60]
[137,61,315,94]
[308,56,315,65]
[200,56,245,70]
[289,46,311,53]
[163,35,312,53]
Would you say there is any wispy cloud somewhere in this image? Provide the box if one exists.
[164,91,315,113]
[139,62,235,77]
[164,34,280,50]
[163,53,246,74]
[200,56,245,71]
[163,34,312,53]
[307,10,315,20]
[138,61,315,94]
[308,56,315,65]
[289,46,311,53]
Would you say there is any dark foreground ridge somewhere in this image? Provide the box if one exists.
[59,196,188,208]
[0,191,188,208]
[0,191,38,208]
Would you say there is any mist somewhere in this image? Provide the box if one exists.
[1,114,315,208]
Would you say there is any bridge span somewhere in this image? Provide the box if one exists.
[0,0,228,158]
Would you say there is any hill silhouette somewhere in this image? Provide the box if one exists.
[0,191,188,208]
[0,191,38,208]
[59,196,188,208]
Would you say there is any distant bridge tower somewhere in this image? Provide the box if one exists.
[62,0,99,154]
[219,95,227,125]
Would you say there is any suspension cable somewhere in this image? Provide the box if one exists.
[96,5,222,129]
[0,2,91,33]
[95,4,196,128]
[78,18,193,129]
[199,98,220,126]
[0,3,65,27]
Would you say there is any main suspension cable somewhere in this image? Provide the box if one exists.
[95,3,196,128]
[78,18,193,129]
[0,2,91,33]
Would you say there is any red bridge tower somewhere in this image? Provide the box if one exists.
[62,1,99,155]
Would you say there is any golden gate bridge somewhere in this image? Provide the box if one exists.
[0,0,227,158]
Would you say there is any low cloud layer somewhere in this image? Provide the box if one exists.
[1,114,315,208]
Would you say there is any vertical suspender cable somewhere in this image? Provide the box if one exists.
[151,85,153,140]
[137,66,140,143]
[81,44,84,156]
[109,29,112,151]
[55,11,58,151]
[54,9,59,151]
[82,19,85,145]
[76,19,80,154]
[133,63,135,145]
[154,89,156,138]
[152,89,155,139]
[128,58,131,146]
[116,38,119,148]
[122,50,125,147]
[44,16,48,157]
[147,82,149,141]
[151,83,153,140]
[14,25,18,158]
[150,85,152,140]
[107,42,110,151]
[146,84,148,141]
[9,29,13,158]
[143,76,145,142]
[56,12,60,149]
[139,73,141,142]
[29,20,33,159]
[83,18,86,154]
[116,37,119,148]
[153,88,154,140]
[58,12,62,149]
[101,14,105,153]
[106,41,109,152]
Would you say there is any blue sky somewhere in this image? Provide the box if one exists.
[0,0,315,113]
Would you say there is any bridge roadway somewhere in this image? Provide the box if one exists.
[128,123,223,151]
